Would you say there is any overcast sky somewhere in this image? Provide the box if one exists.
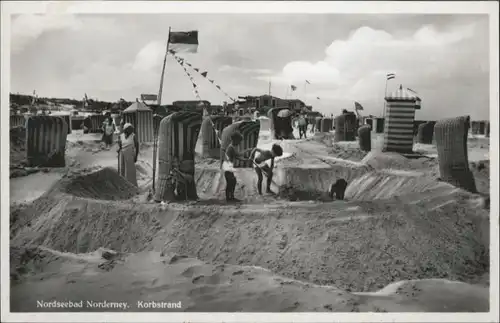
[10,13,490,119]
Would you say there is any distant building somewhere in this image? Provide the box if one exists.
[210,105,223,115]
[172,100,211,111]
[237,95,309,113]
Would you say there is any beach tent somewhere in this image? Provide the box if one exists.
[122,100,154,143]
[383,85,421,153]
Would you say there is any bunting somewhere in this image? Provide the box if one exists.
[175,58,202,100]
[170,52,226,143]
[169,51,236,103]
[354,101,364,111]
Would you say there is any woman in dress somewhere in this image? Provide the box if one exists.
[117,123,139,186]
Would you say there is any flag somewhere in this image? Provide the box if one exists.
[194,68,199,72]
[407,87,418,94]
[141,94,158,101]
[31,90,36,105]
[168,30,199,53]
[305,80,311,84]
[291,85,297,91]
[316,97,320,100]
[201,71,208,77]
[208,79,214,83]
[354,101,364,111]
[386,73,395,80]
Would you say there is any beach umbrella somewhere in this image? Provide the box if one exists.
[277,109,292,118]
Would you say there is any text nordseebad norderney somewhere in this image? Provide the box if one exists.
[36,300,183,310]
[37,300,129,310]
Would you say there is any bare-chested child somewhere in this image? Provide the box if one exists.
[221,132,254,202]
[250,144,283,195]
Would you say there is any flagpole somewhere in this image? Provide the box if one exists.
[383,78,388,118]
[157,27,171,106]
[153,26,171,195]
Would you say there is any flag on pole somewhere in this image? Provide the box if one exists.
[168,30,199,53]
[291,85,297,91]
[386,73,395,80]
[84,93,89,107]
[305,80,311,84]
[354,101,364,111]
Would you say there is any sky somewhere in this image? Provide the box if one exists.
[10,13,490,120]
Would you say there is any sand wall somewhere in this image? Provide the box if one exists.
[11,178,488,293]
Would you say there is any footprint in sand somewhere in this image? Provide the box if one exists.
[191,274,224,285]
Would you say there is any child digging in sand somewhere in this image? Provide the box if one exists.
[250,144,283,195]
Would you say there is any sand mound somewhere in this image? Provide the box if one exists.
[11,194,163,253]
[11,186,488,292]
[345,170,452,201]
[298,136,368,162]
[361,151,434,170]
[10,248,489,312]
[53,167,138,200]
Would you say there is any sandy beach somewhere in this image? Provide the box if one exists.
[9,126,490,312]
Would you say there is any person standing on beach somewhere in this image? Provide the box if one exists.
[221,132,253,202]
[101,113,116,149]
[297,113,308,139]
[117,123,139,187]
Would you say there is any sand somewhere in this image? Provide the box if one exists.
[8,128,491,312]
[10,247,489,312]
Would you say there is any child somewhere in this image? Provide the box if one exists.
[250,144,283,195]
[101,113,116,149]
[328,178,348,200]
[222,132,251,202]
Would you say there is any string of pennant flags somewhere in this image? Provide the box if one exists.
[170,52,202,101]
[169,50,224,144]
[169,50,236,103]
